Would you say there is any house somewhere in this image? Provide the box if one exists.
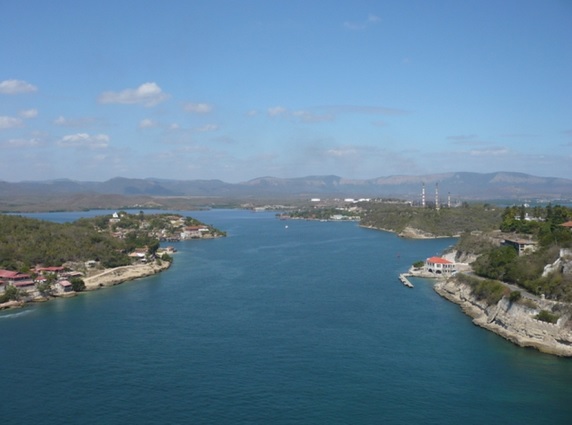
[0,270,32,284]
[561,221,572,230]
[57,280,73,293]
[0,269,20,281]
[181,226,209,239]
[12,279,35,289]
[36,266,66,278]
[502,238,537,256]
[129,248,148,262]
[109,212,121,223]
[425,256,456,274]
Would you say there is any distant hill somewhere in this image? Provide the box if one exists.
[1,172,571,206]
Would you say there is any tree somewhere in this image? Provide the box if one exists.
[37,281,53,297]
[472,246,518,280]
[0,285,20,302]
[70,277,86,292]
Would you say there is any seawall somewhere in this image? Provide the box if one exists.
[83,261,171,290]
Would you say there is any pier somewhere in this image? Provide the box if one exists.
[399,273,414,288]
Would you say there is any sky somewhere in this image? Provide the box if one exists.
[1,0,571,183]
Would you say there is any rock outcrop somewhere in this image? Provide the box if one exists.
[434,278,572,357]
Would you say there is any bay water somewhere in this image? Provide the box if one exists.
[1,209,571,424]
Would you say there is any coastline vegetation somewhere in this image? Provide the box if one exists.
[0,214,131,270]
[0,211,225,271]
[466,205,572,301]
[0,211,225,305]
[358,202,503,236]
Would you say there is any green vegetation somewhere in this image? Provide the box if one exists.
[469,204,572,301]
[453,232,496,255]
[359,203,502,236]
[535,310,559,324]
[287,208,360,220]
[509,290,522,303]
[451,272,508,306]
[70,277,86,292]
[0,214,130,269]
[472,246,519,281]
[500,204,572,247]
[0,211,224,272]
[0,285,20,303]
[472,279,508,305]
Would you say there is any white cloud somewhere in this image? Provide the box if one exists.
[53,115,96,127]
[292,110,334,123]
[326,147,358,158]
[139,118,157,129]
[2,137,41,148]
[0,116,23,129]
[447,134,478,141]
[268,106,288,117]
[184,103,213,114]
[321,105,407,115]
[98,82,169,107]
[343,14,381,30]
[58,133,109,149]
[20,109,38,119]
[267,106,333,123]
[469,147,510,156]
[196,124,219,132]
[0,79,38,94]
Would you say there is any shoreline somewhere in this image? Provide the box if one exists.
[0,261,172,311]
[360,224,457,239]
[83,261,171,290]
[433,277,572,357]
[403,259,572,357]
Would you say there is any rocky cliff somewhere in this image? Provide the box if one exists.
[434,278,572,356]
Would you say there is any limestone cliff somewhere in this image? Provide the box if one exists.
[434,278,572,357]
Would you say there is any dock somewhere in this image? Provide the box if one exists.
[399,273,414,288]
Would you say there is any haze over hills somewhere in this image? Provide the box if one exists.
[1,172,571,203]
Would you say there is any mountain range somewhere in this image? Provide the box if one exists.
[1,172,571,203]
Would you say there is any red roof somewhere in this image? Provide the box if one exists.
[13,280,35,287]
[426,256,453,264]
[561,221,572,228]
[37,266,65,272]
[0,270,19,279]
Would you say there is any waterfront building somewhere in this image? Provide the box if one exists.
[425,256,456,274]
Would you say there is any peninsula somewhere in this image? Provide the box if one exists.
[0,211,226,309]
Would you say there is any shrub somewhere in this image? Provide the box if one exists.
[518,298,538,310]
[535,310,559,324]
[472,279,507,305]
[70,277,86,292]
[0,285,20,302]
[509,290,521,303]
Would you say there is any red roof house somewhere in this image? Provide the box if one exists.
[425,256,456,274]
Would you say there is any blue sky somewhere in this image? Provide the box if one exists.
[1,0,571,182]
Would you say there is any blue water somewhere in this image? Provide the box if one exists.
[1,209,571,424]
